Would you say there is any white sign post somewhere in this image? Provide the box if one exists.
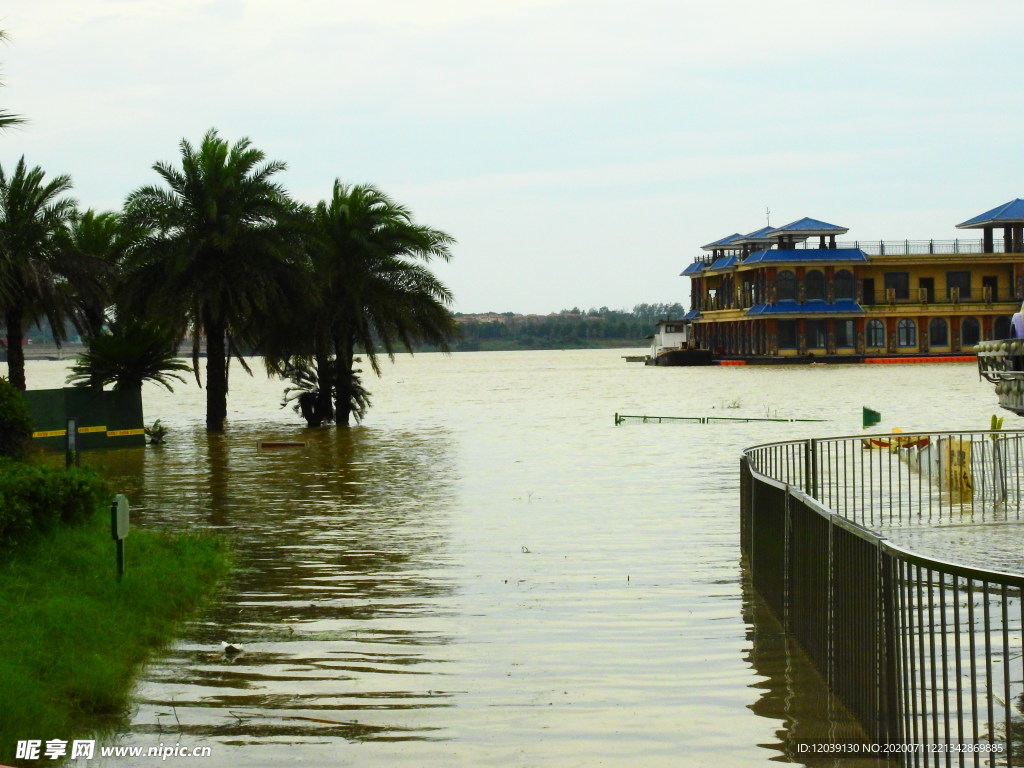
[110,494,130,581]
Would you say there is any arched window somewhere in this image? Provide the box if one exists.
[897,318,917,347]
[834,269,855,300]
[961,317,981,347]
[776,270,797,302]
[994,316,1012,339]
[866,318,886,348]
[805,269,825,301]
[929,318,949,347]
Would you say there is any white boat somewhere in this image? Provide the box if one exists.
[645,319,714,366]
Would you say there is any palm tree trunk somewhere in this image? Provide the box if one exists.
[334,336,355,427]
[204,311,228,432]
[4,308,26,391]
[314,349,334,425]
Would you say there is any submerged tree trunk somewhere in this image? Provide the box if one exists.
[4,309,26,391]
[334,336,355,427]
[314,349,334,425]
[204,310,228,432]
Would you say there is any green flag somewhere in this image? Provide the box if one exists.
[863,407,881,428]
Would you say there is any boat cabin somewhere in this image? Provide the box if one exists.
[649,318,693,358]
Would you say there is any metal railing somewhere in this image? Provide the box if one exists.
[801,239,1017,256]
[742,431,1024,765]
[614,413,826,425]
[978,341,1024,416]
[686,238,1023,271]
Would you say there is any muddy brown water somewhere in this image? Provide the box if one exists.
[20,351,1009,767]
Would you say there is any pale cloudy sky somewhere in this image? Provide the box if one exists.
[2,0,1023,313]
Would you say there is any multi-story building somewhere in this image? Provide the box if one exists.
[680,200,1024,360]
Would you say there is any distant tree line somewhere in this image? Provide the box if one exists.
[446,303,685,351]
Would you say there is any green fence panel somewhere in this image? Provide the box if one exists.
[24,387,145,450]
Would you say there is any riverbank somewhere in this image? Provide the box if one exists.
[0,505,230,766]
[451,338,644,352]
[6,339,648,360]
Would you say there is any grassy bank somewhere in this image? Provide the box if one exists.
[0,507,230,763]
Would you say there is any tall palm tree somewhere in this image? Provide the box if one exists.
[308,181,458,426]
[123,129,300,431]
[0,157,78,390]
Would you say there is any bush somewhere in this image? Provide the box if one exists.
[0,378,32,459]
[0,459,110,547]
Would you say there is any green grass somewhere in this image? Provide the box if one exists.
[0,507,230,763]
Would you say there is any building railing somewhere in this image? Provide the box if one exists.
[741,432,1024,763]
[699,291,1012,313]
[689,238,1024,271]
[978,340,1024,416]
[800,239,1017,256]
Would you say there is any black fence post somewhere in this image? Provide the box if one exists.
[879,549,903,745]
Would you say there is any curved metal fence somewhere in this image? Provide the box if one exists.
[742,431,1024,766]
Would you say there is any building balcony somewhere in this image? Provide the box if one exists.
[699,289,1016,314]
[799,237,1022,256]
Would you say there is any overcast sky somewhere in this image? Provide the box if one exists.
[3,0,1023,313]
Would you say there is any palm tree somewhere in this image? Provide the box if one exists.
[307,181,458,426]
[0,157,78,390]
[280,358,371,427]
[123,129,300,431]
[66,317,191,392]
[62,209,135,338]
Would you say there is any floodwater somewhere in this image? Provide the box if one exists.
[20,351,1017,767]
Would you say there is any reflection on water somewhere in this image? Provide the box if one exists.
[121,425,460,748]
[741,570,895,767]
[17,353,1013,766]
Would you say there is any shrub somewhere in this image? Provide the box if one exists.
[0,459,109,547]
[0,378,32,459]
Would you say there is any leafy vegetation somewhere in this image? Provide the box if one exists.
[450,303,685,351]
[0,458,109,547]
[264,182,456,426]
[0,377,32,459]
[280,358,371,427]
[66,318,191,392]
[122,129,301,432]
[0,157,81,390]
[0,29,25,132]
[0,508,230,763]
[1,126,460,429]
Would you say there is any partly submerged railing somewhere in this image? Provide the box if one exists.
[741,431,1024,764]
[614,412,826,425]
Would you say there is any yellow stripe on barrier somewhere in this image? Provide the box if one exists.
[107,428,145,437]
[32,429,67,438]
[79,425,107,434]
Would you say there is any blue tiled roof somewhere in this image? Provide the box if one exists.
[735,226,775,244]
[957,199,1024,228]
[682,309,701,320]
[742,248,868,264]
[745,299,864,316]
[701,232,744,251]
[768,217,847,235]
[705,254,738,271]
[681,261,708,276]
